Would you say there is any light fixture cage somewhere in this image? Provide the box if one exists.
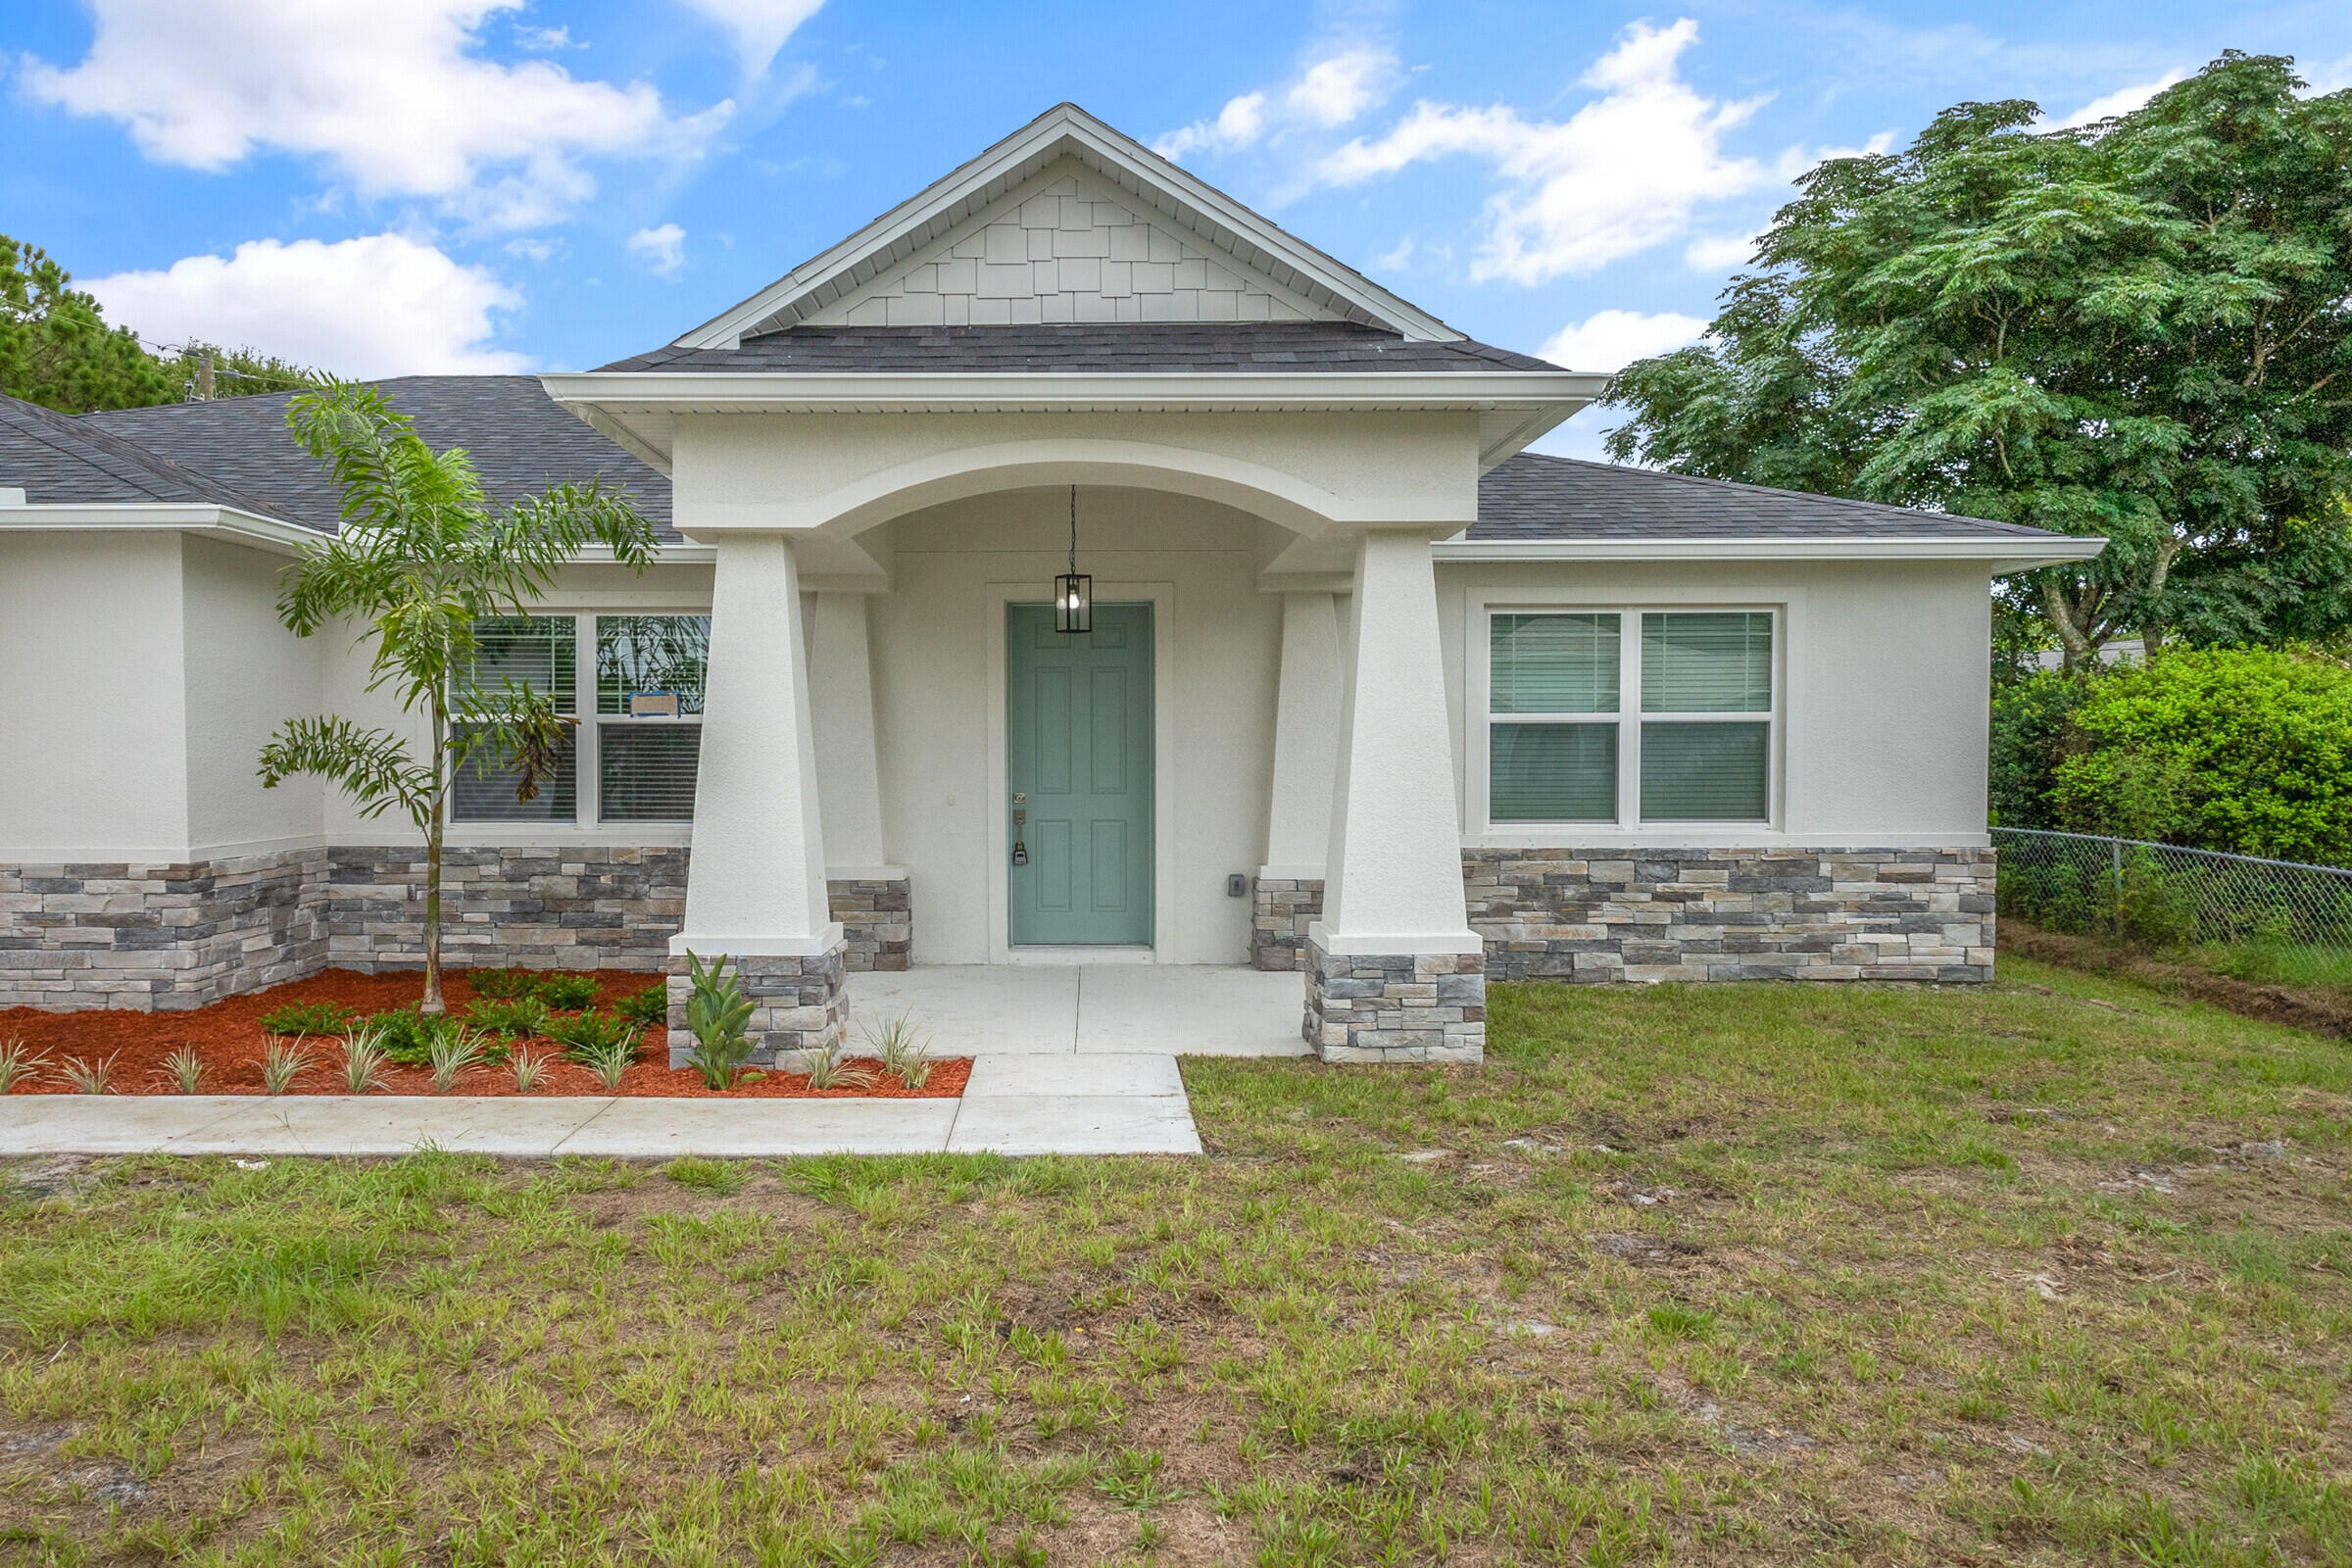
[1054,569,1093,634]
[1054,484,1092,633]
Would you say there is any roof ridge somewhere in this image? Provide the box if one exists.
[0,391,287,514]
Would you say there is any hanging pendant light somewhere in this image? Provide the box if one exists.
[1054,483,1092,634]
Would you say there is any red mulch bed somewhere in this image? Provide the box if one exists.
[0,968,968,1099]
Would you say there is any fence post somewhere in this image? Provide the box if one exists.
[2110,836,2124,935]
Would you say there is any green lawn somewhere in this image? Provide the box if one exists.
[3,956,2348,1566]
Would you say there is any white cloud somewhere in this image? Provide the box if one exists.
[514,24,575,51]
[1537,310,1709,372]
[627,222,688,276]
[1285,47,1399,127]
[1313,20,1772,283]
[671,0,826,75]
[85,234,528,377]
[1154,46,1399,160]
[19,0,730,230]
[2308,55,2352,95]
[1684,231,1758,270]
[2049,70,2186,129]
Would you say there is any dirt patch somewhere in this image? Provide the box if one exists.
[0,968,965,1099]
[2001,920,2352,1038]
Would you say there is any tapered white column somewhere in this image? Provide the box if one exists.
[808,589,912,971]
[808,591,888,871]
[1252,591,1342,971]
[1263,591,1342,877]
[669,533,846,1064]
[1304,529,1483,1063]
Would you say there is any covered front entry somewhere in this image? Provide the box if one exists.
[1006,601,1154,946]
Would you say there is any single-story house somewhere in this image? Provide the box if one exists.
[0,104,2098,1062]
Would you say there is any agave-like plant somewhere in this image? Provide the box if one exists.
[62,1054,119,1095]
[510,1046,549,1094]
[798,1037,872,1092]
[339,1024,392,1095]
[427,1025,486,1094]
[0,1036,51,1094]
[260,1038,314,1096]
[159,1047,208,1095]
[574,1031,638,1091]
[862,1010,932,1088]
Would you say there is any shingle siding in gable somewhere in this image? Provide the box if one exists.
[799,164,1339,330]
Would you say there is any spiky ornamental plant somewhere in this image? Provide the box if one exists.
[257,382,656,1013]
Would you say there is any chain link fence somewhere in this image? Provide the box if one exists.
[1991,826,2352,950]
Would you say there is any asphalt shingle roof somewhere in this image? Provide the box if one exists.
[598,320,1561,374]
[0,392,282,514]
[1469,452,2056,541]
[83,376,675,538]
[30,375,2060,549]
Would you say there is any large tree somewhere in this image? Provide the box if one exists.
[258,384,658,1013]
[1,233,322,413]
[1605,53,2352,667]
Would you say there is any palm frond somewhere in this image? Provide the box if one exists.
[258,716,436,829]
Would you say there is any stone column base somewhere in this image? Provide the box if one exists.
[1302,936,1485,1064]
[667,942,848,1070]
[829,873,911,971]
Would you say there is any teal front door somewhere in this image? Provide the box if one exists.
[1007,602,1153,946]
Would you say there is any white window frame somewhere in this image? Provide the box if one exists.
[446,589,710,848]
[1464,587,1801,845]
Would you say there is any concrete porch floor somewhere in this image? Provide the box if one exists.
[849,963,1308,1056]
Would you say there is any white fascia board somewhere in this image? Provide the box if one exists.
[1433,535,2108,570]
[0,503,322,555]
[673,105,1460,349]
[0,504,716,566]
[539,368,1606,413]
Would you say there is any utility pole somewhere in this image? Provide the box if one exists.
[195,350,214,401]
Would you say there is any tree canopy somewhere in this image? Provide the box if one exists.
[2,233,322,414]
[1604,53,2352,667]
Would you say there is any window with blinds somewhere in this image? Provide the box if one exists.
[1487,612,1620,821]
[596,615,707,822]
[1484,609,1774,828]
[452,616,577,823]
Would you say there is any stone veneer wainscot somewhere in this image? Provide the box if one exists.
[1258,848,1996,983]
[2,846,912,1011]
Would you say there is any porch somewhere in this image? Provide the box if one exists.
[856,962,1307,1056]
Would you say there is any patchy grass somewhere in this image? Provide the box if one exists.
[3,956,2348,1565]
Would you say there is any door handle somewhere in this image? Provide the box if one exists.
[1011,802,1028,866]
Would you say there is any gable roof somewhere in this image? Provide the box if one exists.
[0,392,283,514]
[675,103,1459,350]
[83,376,674,539]
[600,321,1557,375]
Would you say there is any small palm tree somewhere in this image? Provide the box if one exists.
[259,382,656,1013]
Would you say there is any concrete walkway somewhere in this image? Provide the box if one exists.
[855,963,1307,1056]
[0,1052,1200,1159]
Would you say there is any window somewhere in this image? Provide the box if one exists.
[1485,609,1775,828]
[448,611,709,828]
[452,616,577,823]
[595,614,707,822]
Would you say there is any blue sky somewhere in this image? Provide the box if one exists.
[7,0,2350,456]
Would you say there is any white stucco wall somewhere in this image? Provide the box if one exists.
[1436,558,1993,847]
[182,534,322,857]
[0,532,191,859]
[867,487,1281,963]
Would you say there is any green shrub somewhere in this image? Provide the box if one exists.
[2052,648,2352,865]
[466,967,541,1001]
[1988,669,2094,829]
[258,1000,359,1038]
[544,1008,639,1057]
[370,1007,467,1066]
[536,974,602,1010]
[466,996,550,1039]
[612,982,667,1028]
